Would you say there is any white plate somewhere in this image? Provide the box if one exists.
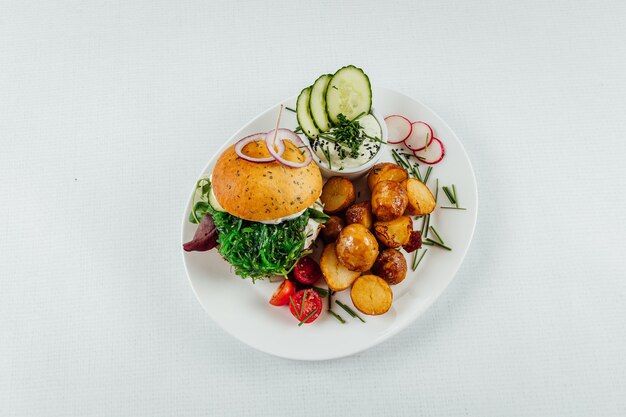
[181,87,477,361]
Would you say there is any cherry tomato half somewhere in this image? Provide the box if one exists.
[269,279,296,306]
[289,289,322,324]
[293,256,323,285]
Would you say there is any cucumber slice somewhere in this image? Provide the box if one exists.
[309,74,332,132]
[296,86,320,139]
[325,65,372,124]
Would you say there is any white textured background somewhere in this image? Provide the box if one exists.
[2,0,626,416]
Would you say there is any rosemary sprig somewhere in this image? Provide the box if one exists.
[298,309,318,326]
[328,310,346,324]
[412,249,428,271]
[336,300,366,323]
[423,238,452,251]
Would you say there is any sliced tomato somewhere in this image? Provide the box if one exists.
[269,279,296,306]
[293,256,323,285]
[289,289,323,324]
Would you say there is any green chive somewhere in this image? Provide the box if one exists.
[336,300,366,323]
[452,184,458,208]
[412,249,428,271]
[299,289,307,319]
[327,287,332,312]
[440,206,467,210]
[311,286,329,298]
[442,186,456,205]
[328,310,346,324]
[298,309,318,326]
[429,226,445,245]
[420,214,430,237]
[285,106,296,113]
[435,178,439,202]
[424,238,452,251]
[423,166,432,184]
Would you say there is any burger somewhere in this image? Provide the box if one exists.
[183,129,327,280]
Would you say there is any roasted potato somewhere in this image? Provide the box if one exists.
[402,178,436,216]
[321,216,345,243]
[345,202,374,230]
[402,230,422,253]
[371,180,408,221]
[372,249,407,285]
[320,242,361,291]
[374,215,412,248]
[335,224,379,272]
[350,275,393,315]
[320,176,356,214]
[367,163,408,191]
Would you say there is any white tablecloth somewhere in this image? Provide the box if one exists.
[2,1,625,415]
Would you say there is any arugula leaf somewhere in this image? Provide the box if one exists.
[307,208,330,223]
[189,201,210,224]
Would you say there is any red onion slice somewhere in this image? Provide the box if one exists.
[234,133,276,163]
[265,128,312,168]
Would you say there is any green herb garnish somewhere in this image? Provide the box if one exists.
[336,300,366,323]
[391,149,422,181]
[440,206,467,210]
[311,286,329,298]
[285,106,296,113]
[423,166,432,184]
[429,226,445,245]
[442,186,456,205]
[298,308,318,326]
[423,238,452,251]
[412,249,428,271]
[317,113,380,161]
[307,208,330,224]
[328,310,346,324]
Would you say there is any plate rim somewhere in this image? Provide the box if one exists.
[180,86,478,360]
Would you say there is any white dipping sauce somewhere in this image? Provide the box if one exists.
[311,113,382,169]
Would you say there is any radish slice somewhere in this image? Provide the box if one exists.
[235,133,278,163]
[265,128,312,168]
[405,121,434,151]
[413,137,445,165]
[384,115,412,144]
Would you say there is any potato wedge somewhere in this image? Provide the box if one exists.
[367,163,408,191]
[350,275,393,315]
[345,202,374,230]
[321,216,345,243]
[371,180,408,221]
[402,178,436,216]
[335,224,379,272]
[320,176,356,214]
[374,215,412,248]
[372,249,407,285]
[320,242,361,291]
